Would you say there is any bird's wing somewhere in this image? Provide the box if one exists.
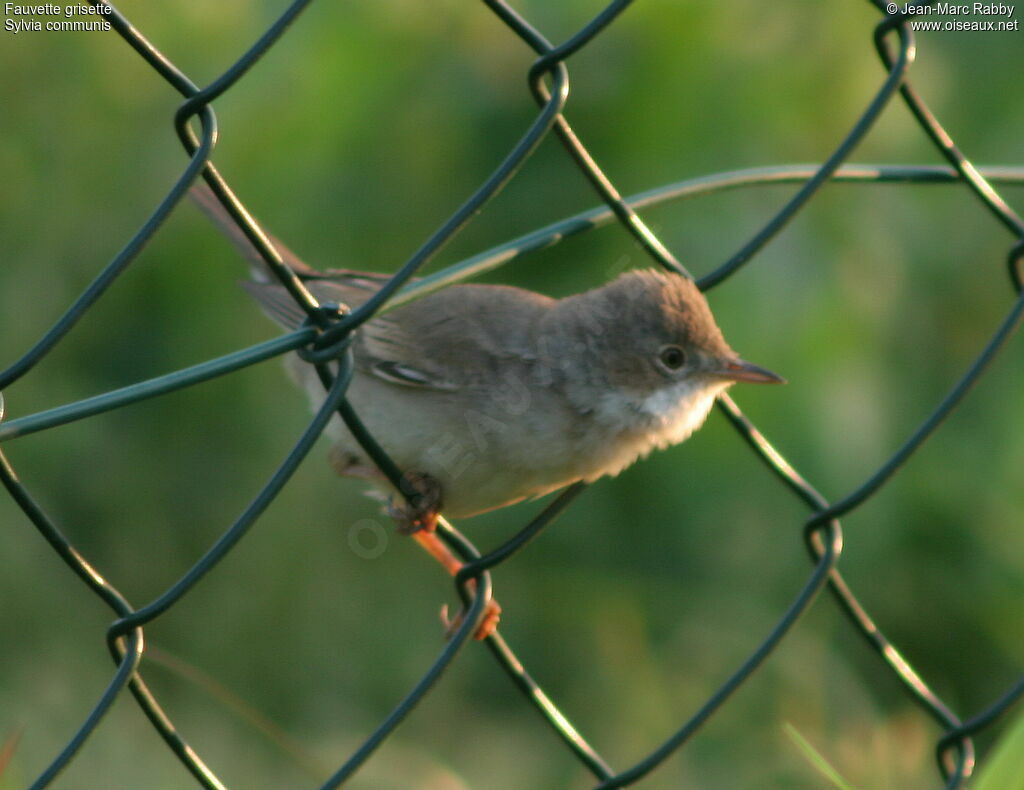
[242,276,459,391]
[247,278,551,392]
[192,182,550,392]
[354,284,551,391]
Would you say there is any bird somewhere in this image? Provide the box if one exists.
[192,183,783,637]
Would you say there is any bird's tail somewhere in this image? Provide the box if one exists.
[188,181,320,282]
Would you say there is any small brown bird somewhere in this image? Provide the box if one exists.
[193,185,783,636]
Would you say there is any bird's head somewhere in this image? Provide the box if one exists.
[557,269,783,441]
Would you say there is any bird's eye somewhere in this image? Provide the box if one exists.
[658,345,687,370]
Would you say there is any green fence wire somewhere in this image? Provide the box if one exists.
[1,0,1022,788]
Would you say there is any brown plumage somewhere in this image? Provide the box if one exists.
[192,185,782,519]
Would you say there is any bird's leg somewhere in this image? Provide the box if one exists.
[330,447,500,640]
[395,473,501,640]
[390,472,443,534]
[329,448,438,531]
[410,526,502,641]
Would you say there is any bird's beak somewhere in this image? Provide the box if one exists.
[712,358,786,384]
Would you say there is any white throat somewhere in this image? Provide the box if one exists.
[636,378,725,448]
[582,378,726,480]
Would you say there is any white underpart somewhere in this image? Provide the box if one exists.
[640,378,725,448]
[587,378,727,480]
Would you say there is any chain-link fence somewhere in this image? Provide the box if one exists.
[1,0,1022,788]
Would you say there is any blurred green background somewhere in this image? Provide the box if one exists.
[1,1,1022,788]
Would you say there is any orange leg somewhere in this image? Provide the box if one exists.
[332,454,502,640]
[411,529,502,641]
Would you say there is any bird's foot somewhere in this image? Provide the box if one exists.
[373,470,501,640]
[389,472,443,534]
[441,596,503,641]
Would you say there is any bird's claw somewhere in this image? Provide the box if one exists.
[441,598,502,641]
[389,472,443,534]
